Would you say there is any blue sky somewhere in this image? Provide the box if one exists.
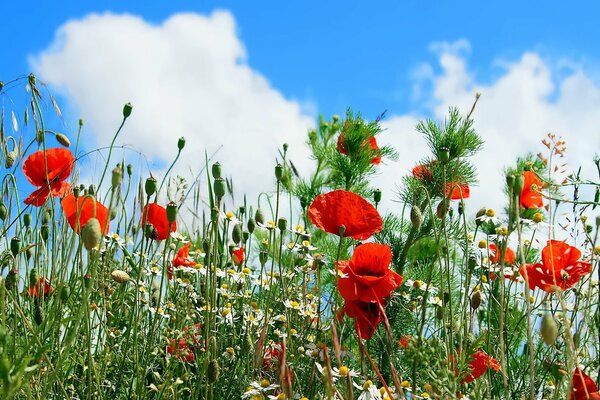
[1,1,600,223]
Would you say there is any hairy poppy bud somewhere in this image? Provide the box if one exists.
[212,162,222,179]
[247,218,256,234]
[4,151,16,168]
[5,269,17,290]
[110,207,118,221]
[177,137,186,151]
[87,184,96,196]
[540,313,558,345]
[145,177,157,197]
[232,224,242,244]
[111,270,130,284]
[255,209,265,225]
[410,205,422,228]
[275,164,284,181]
[82,218,102,251]
[166,202,177,224]
[373,189,382,204]
[436,200,448,219]
[10,237,20,257]
[0,202,7,221]
[202,238,211,254]
[123,102,133,118]
[29,269,39,289]
[214,178,226,199]
[111,165,123,189]
[207,359,220,383]
[470,291,482,310]
[56,133,71,147]
[41,224,49,242]
[513,173,525,195]
[73,186,80,198]
[23,213,31,228]
[278,217,287,231]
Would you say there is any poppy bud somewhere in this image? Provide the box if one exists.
[166,202,177,224]
[41,224,49,242]
[259,250,269,266]
[436,306,444,320]
[58,284,70,301]
[214,178,226,199]
[513,173,525,195]
[4,151,16,168]
[34,303,44,325]
[145,223,156,239]
[255,209,265,225]
[41,210,51,225]
[410,205,422,228]
[275,164,284,181]
[111,269,130,284]
[87,184,96,196]
[242,230,250,242]
[56,133,71,147]
[540,313,558,346]
[145,177,157,197]
[207,359,220,383]
[73,186,80,198]
[202,238,211,254]
[436,200,448,219]
[177,137,186,151]
[278,217,287,231]
[84,273,92,289]
[0,202,7,221]
[110,207,118,221]
[475,207,486,226]
[111,165,123,189]
[82,218,102,251]
[283,143,289,152]
[5,269,17,290]
[458,201,464,215]
[123,102,133,118]
[373,189,382,204]
[23,213,31,228]
[25,246,33,261]
[470,291,482,310]
[247,218,256,234]
[232,224,242,244]
[10,237,20,257]
[126,164,133,176]
[506,173,515,191]
[29,269,39,289]
[212,162,222,179]
[439,147,450,163]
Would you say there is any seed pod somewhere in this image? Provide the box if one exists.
[214,178,226,199]
[278,217,287,231]
[540,313,558,346]
[232,224,242,244]
[212,162,222,179]
[123,102,133,118]
[410,205,422,228]
[111,270,130,284]
[207,359,220,383]
[255,209,265,225]
[81,218,102,251]
[275,164,284,181]
[34,303,44,325]
[247,218,256,234]
[373,189,382,204]
[23,213,31,228]
[439,147,450,163]
[470,291,482,310]
[10,237,20,257]
[166,202,177,224]
[177,137,186,151]
[145,177,157,197]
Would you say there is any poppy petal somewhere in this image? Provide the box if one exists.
[141,203,177,241]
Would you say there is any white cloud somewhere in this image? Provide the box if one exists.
[380,41,600,225]
[31,11,314,224]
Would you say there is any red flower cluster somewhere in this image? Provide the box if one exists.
[169,243,196,280]
[412,163,470,200]
[308,190,382,240]
[166,323,202,363]
[28,277,54,298]
[520,171,543,209]
[61,193,110,234]
[520,240,591,292]
[337,132,381,165]
[338,243,402,339]
[23,148,74,206]
[571,368,600,400]
[460,350,501,384]
[141,203,177,241]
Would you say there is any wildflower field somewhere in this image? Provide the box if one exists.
[1,75,600,400]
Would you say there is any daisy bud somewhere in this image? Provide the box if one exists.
[207,359,220,383]
[4,151,16,168]
[0,202,7,220]
[308,129,318,145]
[439,147,450,163]
[145,177,157,197]
[10,237,20,257]
[177,137,186,151]
[470,290,482,310]
[212,162,222,179]
[214,178,226,199]
[5,269,17,291]
[540,313,558,346]
[410,205,422,228]
[255,209,265,225]
[247,218,256,234]
[275,164,284,181]
[82,218,102,251]
[123,102,133,118]
[111,270,130,284]
[232,224,242,244]
[23,213,31,228]
[56,133,71,147]
[166,201,177,224]
[373,189,382,204]
[278,217,287,231]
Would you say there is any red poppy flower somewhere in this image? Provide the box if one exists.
[141,203,177,241]
[263,342,284,370]
[445,182,470,200]
[520,240,591,292]
[398,335,412,349]
[337,243,402,303]
[232,247,245,266]
[308,190,382,240]
[457,350,501,384]
[337,133,381,165]
[344,300,383,340]
[520,171,543,209]
[23,148,75,206]
[169,243,196,280]
[167,322,201,363]
[28,277,54,298]
[489,243,516,265]
[571,368,600,400]
[412,164,433,181]
[61,193,110,234]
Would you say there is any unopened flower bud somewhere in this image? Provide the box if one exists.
[255,209,265,225]
[34,303,44,325]
[232,224,242,244]
[247,218,256,234]
[212,162,222,179]
[123,102,133,118]
[436,200,448,219]
[58,283,70,301]
[10,237,20,257]
[126,164,133,176]
[470,291,482,310]
[259,251,269,266]
[41,224,49,242]
[56,133,71,147]
[410,205,422,228]
[73,186,80,198]
[23,213,31,228]
[540,313,558,345]
[373,189,382,204]
[87,184,96,196]
[29,268,39,289]
[177,137,186,151]
[0,202,7,221]
[4,151,16,168]
[283,143,289,152]
[475,207,486,226]
[145,177,157,197]
[338,225,346,236]
[110,207,118,221]
[111,165,123,189]
[81,218,102,251]
[278,217,287,231]
[166,202,177,224]
[111,270,130,284]
[242,230,250,242]
[5,269,17,290]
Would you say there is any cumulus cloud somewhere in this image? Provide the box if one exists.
[31,11,314,220]
[379,41,600,221]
